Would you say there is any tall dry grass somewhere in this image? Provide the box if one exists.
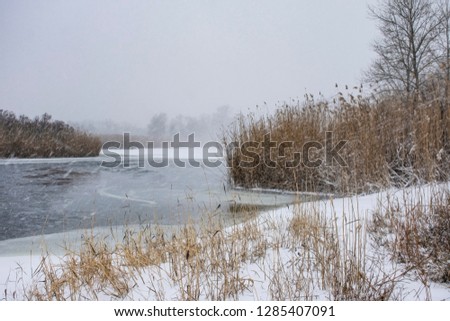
[3,196,420,301]
[224,93,450,194]
[1,185,446,301]
[369,187,450,299]
[0,110,101,158]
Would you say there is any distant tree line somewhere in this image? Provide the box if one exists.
[147,106,232,144]
[0,110,101,158]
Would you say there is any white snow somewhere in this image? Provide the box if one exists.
[0,147,221,166]
[1,183,449,301]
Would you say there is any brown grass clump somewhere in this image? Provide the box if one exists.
[370,187,450,293]
[30,235,130,300]
[119,227,167,268]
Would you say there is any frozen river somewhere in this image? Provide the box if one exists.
[0,149,300,243]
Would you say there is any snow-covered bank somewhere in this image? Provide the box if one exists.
[1,183,449,301]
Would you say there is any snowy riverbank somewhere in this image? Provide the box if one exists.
[1,183,449,301]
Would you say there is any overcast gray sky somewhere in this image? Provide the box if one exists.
[0,0,377,127]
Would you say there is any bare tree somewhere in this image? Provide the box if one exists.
[366,0,443,99]
[147,112,168,143]
[437,0,450,148]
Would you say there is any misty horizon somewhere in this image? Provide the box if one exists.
[1,0,377,128]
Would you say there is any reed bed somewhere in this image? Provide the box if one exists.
[224,93,450,194]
